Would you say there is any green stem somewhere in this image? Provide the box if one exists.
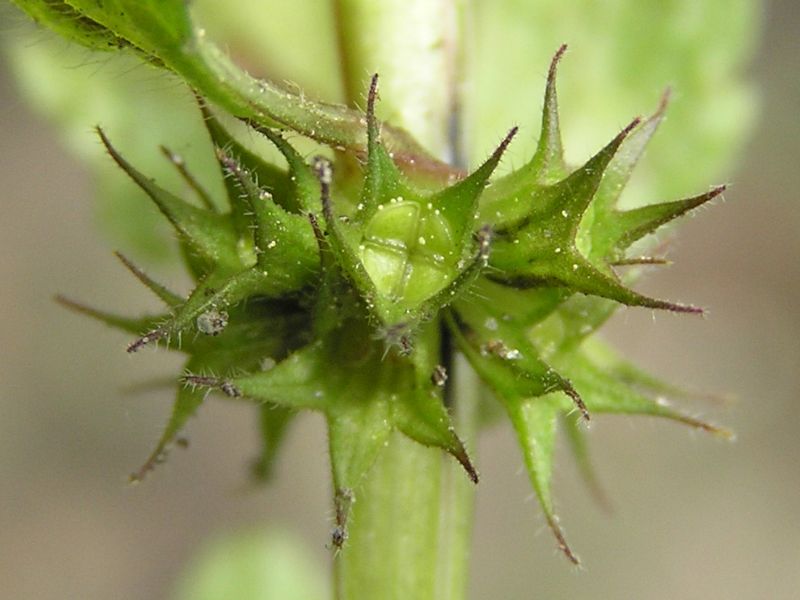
[333,0,463,160]
[334,358,479,600]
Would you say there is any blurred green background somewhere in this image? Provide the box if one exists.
[0,1,798,598]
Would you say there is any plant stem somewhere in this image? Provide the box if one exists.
[331,2,476,598]
[333,0,462,160]
[333,357,479,600]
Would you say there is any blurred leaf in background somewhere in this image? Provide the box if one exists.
[3,33,218,261]
[172,527,329,600]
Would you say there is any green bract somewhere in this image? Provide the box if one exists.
[49,52,728,562]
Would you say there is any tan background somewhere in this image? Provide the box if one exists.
[0,1,798,599]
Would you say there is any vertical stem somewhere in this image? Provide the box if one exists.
[334,359,479,600]
[331,2,475,599]
[333,0,463,160]
[435,355,480,599]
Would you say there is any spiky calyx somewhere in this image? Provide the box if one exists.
[52,45,732,564]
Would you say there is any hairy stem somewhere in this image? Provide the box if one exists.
[333,0,462,160]
[333,357,479,600]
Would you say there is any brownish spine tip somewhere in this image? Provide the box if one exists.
[671,302,705,315]
[611,256,671,267]
[643,298,706,315]
[564,385,591,422]
[676,414,736,440]
[182,374,241,397]
[548,44,568,80]
[159,145,181,165]
[96,125,112,152]
[54,294,77,311]
[127,334,151,353]
[308,211,325,242]
[656,87,673,115]
[547,515,581,565]
[620,116,643,139]
[367,73,379,119]
[499,126,519,154]
[454,442,480,484]
[476,128,518,177]
[182,374,217,387]
[710,183,728,197]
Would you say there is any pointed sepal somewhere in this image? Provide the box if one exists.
[126,267,270,352]
[529,44,568,181]
[129,359,206,483]
[97,127,241,270]
[480,71,712,315]
[215,147,319,278]
[197,99,292,210]
[478,45,569,226]
[599,185,725,264]
[183,341,332,411]
[587,90,670,222]
[160,145,218,212]
[56,294,165,336]
[489,117,641,246]
[507,395,580,564]
[354,74,411,226]
[487,127,707,318]
[251,404,295,483]
[561,413,612,513]
[115,251,183,307]
[446,307,588,422]
[430,127,517,245]
[249,125,323,214]
[299,76,515,347]
[396,321,478,482]
[555,341,733,439]
[327,398,393,548]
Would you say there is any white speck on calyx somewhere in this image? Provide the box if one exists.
[430,365,448,387]
[196,309,228,336]
[480,339,522,360]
